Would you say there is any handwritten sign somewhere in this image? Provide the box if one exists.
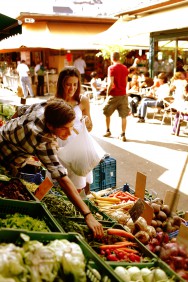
[135,172,146,199]
[34,177,53,201]
[129,198,145,222]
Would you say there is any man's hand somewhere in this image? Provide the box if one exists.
[85,213,104,238]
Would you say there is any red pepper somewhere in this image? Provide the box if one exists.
[105,249,111,256]
[107,254,119,261]
[114,250,126,260]
[128,253,141,262]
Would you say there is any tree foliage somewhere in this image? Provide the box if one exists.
[96,45,129,63]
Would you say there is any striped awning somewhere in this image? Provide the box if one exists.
[0,13,22,41]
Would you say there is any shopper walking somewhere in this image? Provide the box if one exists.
[103,51,129,142]
[73,55,86,84]
[16,60,34,99]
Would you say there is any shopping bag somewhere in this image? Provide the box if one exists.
[58,120,106,176]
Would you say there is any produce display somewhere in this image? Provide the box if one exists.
[0,212,50,232]
[0,176,36,201]
[0,233,90,281]
[114,265,177,281]
[0,171,187,281]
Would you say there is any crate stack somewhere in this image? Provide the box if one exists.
[90,155,116,192]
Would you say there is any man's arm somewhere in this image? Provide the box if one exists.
[106,76,114,97]
[57,175,104,237]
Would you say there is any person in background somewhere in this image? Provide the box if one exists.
[29,61,35,85]
[126,74,141,116]
[137,72,170,123]
[127,66,139,82]
[35,61,45,96]
[0,98,103,237]
[169,71,187,102]
[73,55,86,84]
[132,57,140,68]
[172,83,188,136]
[140,71,154,89]
[56,66,93,196]
[90,71,106,102]
[103,51,129,142]
[16,60,34,99]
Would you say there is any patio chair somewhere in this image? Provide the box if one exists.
[161,96,176,126]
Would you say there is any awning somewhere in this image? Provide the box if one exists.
[0,21,111,51]
[91,5,188,49]
[0,13,22,41]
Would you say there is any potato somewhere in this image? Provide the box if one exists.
[156,210,167,221]
[151,203,161,213]
[161,204,170,215]
[172,215,182,227]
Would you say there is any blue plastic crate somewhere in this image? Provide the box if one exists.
[90,156,116,191]
[90,165,101,192]
[100,157,116,189]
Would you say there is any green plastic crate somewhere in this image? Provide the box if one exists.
[0,198,63,232]
[0,229,122,282]
[108,259,184,282]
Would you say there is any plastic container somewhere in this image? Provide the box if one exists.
[90,156,116,191]
[109,259,185,282]
[0,198,63,232]
[19,172,44,185]
[0,229,122,282]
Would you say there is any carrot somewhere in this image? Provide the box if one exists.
[117,247,139,254]
[124,192,138,201]
[107,228,135,240]
[114,241,136,246]
[99,242,135,250]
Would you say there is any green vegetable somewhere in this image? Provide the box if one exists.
[0,174,10,181]
[0,213,50,232]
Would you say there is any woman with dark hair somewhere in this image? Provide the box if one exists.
[56,66,93,195]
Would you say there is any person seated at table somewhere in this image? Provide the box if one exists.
[140,71,154,89]
[137,73,170,123]
[169,71,187,102]
[127,66,140,82]
[126,74,141,116]
[90,71,106,101]
[172,83,188,136]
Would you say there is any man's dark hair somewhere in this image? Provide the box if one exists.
[44,98,75,128]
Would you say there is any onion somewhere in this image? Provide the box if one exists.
[114,266,130,281]
[153,268,168,281]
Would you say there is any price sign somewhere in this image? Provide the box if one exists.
[129,198,145,222]
[34,177,53,200]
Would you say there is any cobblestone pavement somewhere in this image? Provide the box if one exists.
[1,88,188,212]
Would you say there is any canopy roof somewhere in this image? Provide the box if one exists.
[91,4,188,49]
[0,13,22,41]
[0,21,110,51]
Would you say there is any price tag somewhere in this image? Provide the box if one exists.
[129,198,145,222]
[135,172,146,199]
[177,223,188,250]
[34,177,53,201]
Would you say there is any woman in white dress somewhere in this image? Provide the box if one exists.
[56,66,93,195]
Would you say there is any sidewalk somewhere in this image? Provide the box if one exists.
[90,100,188,212]
[0,88,188,212]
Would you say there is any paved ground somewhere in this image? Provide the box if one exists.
[0,88,188,212]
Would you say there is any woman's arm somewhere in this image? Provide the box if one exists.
[80,95,93,132]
